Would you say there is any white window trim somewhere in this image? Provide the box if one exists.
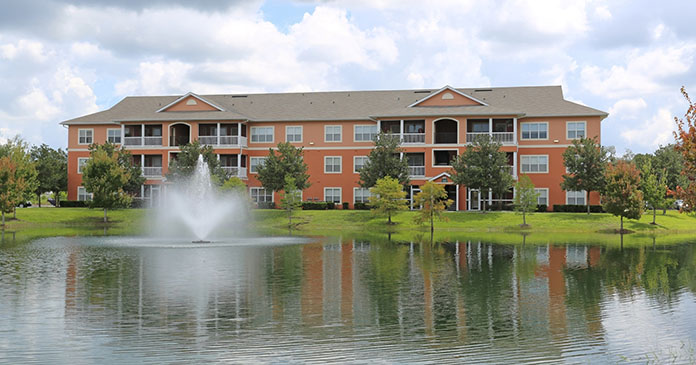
[324,156,342,174]
[520,155,549,174]
[250,126,274,143]
[250,187,274,203]
[520,122,549,141]
[285,125,303,143]
[77,186,93,201]
[78,128,94,145]
[353,187,371,203]
[249,156,266,174]
[77,157,88,174]
[566,190,587,205]
[353,124,377,142]
[566,121,587,140]
[431,149,458,168]
[107,128,121,144]
[534,188,549,205]
[324,187,342,203]
[324,125,342,143]
[353,156,368,174]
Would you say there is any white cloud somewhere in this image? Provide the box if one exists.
[609,98,648,119]
[620,108,676,150]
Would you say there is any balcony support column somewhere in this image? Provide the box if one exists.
[217,122,221,145]
[513,151,517,179]
[141,155,145,175]
[400,119,404,138]
[141,124,145,145]
[488,118,493,137]
[512,117,517,144]
[121,124,125,144]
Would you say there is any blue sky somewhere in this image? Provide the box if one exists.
[0,0,694,154]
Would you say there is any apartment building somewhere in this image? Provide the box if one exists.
[61,85,607,210]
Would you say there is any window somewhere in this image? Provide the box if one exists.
[535,188,548,205]
[566,190,586,205]
[354,125,377,142]
[286,126,302,142]
[325,156,342,173]
[250,187,273,203]
[433,150,457,166]
[354,156,369,173]
[567,121,586,139]
[77,157,88,174]
[325,125,341,142]
[354,188,371,203]
[520,155,548,173]
[107,129,121,144]
[324,188,341,203]
[77,186,93,201]
[78,129,93,144]
[250,127,273,143]
[249,157,266,173]
[521,123,548,140]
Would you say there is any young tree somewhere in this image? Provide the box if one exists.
[30,144,67,207]
[256,142,310,192]
[279,175,302,227]
[369,176,408,225]
[89,142,145,196]
[0,157,17,226]
[167,140,226,184]
[359,132,410,188]
[561,137,610,215]
[640,160,668,224]
[674,87,696,213]
[413,181,451,234]
[0,137,38,220]
[601,161,643,233]
[514,175,539,227]
[82,144,133,223]
[220,176,247,194]
[451,135,512,211]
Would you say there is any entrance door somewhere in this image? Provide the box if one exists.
[468,189,480,211]
[410,186,421,210]
[445,185,457,211]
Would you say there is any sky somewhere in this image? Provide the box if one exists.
[1,0,694,154]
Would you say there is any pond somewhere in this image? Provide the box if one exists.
[1,235,696,363]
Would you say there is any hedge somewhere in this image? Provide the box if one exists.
[552,204,604,213]
[536,204,548,212]
[353,202,370,210]
[59,200,88,208]
[301,201,337,210]
[257,202,276,209]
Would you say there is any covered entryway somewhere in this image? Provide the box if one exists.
[169,123,190,146]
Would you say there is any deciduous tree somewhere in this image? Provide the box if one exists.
[89,142,145,196]
[601,161,643,233]
[167,140,226,184]
[413,181,451,234]
[674,87,696,213]
[0,137,38,221]
[280,175,302,227]
[514,174,539,227]
[82,144,133,223]
[369,176,408,225]
[257,142,310,192]
[562,137,610,215]
[30,144,67,207]
[640,160,668,224]
[359,132,410,188]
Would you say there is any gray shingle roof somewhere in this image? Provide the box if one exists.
[60,85,608,125]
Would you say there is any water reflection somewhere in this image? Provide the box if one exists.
[1,236,696,363]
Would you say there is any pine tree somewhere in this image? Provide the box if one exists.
[257,142,310,192]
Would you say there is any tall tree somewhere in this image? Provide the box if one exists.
[0,157,17,226]
[369,176,408,225]
[561,137,609,215]
[359,132,410,188]
[413,181,451,234]
[513,174,539,227]
[451,135,512,211]
[256,142,310,192]
[167,140,226,185]
[30,144,67,207]
[89,142,145,196]
[0,137,38,220]
[674,87,696,213]
[602,161,643,233]
[279,175,302,228]
[653,144,688,192]
[82,144,133,223]
[640,160,668,225]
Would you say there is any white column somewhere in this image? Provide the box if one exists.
[488,189,492,206]
[141,154,145,175]
[121,124,125,144]
[488,118,493,137]
[512,117,517,144]
[377,120,381,133]
[455,186,459,211]
[141,124,145,145]
[140,184,144,200]
[400,119,404,136]
[217,122,221,145]
[513,151,517,179]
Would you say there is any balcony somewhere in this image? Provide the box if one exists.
[466,132,515,145]
[409,166,425,177]
[142,167,163,177]
[401,133,425,144]
[199,135,248,147]
[222,166,248,179]
[124,136,163,146]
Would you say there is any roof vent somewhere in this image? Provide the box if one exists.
[474,89,493,92]
[186,99,198,105]
[231,95,247,98]
[414,90,431,93]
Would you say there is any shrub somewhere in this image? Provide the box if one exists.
[327,202,336,210]
[535,204,548,212]
[302,201,329,210]
[354,202,370,210]
[130,199,146,208]
[257,201,276,209]
[552,204,604,213]
[488,202,514,211]
[342,202,349,210]
[59,200,88,208]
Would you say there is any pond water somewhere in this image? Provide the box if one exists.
[1,235,696,363]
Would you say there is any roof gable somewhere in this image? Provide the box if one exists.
[157,92,225,112]
[428,172,453,183]
[409,86,487,107]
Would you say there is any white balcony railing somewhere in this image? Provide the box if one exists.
[409,166,425,177]
[124,137,142,146]
[142,167,163,177]
[199,135,247,147]
[402,133,425,144]
[222,166,247,178]
[466,132,515,144]
[144,136,162,146]
[123,136,162,146]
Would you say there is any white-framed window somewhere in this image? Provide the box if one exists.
[77,186,93,201]
[77,157,89,174]
[107,128,121,144]
[324,187,341,203]
[567,121,586,139]
[78,129,93,145]
[324,156,342,173]
[353,156,369,173]
[325,125,342,142]
[250,187,273,203]
[249,157,266,173]
[354,187,371,203]
[354,125,377,142]
[566,190,586,205]
[250,126,274,143]
[534,188,548,205]
[520,155,548,173]
[521,122,548,140]
[285,126,302,143]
